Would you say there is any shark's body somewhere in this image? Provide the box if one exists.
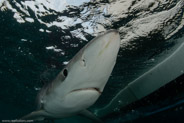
[21,30,120,121]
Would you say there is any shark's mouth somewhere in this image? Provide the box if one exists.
[70,87,102,94]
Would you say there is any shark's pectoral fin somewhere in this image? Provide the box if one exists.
[79,110,103,123]
[21,110,49,121]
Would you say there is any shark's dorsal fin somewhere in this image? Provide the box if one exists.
[79,110,103,123]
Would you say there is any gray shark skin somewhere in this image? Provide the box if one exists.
[21,30,120,122]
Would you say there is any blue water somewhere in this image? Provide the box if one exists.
[0,0,184,122]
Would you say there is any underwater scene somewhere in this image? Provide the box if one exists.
[0,0,184,122]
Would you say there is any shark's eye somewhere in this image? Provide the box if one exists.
[63,68,68,77]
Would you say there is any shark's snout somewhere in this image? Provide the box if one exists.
[98,30,120,57]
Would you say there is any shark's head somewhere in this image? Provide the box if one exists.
[21,30,120,120]
[62,30,120,92]
[40,30,120,117]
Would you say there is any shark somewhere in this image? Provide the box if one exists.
[21,30,120,122]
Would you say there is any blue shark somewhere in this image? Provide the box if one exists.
[21,30,120,122]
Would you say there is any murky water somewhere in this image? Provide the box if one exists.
[0,0,184,122]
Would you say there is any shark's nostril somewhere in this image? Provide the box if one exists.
[82,59,86,66]
[81,55,86,67]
